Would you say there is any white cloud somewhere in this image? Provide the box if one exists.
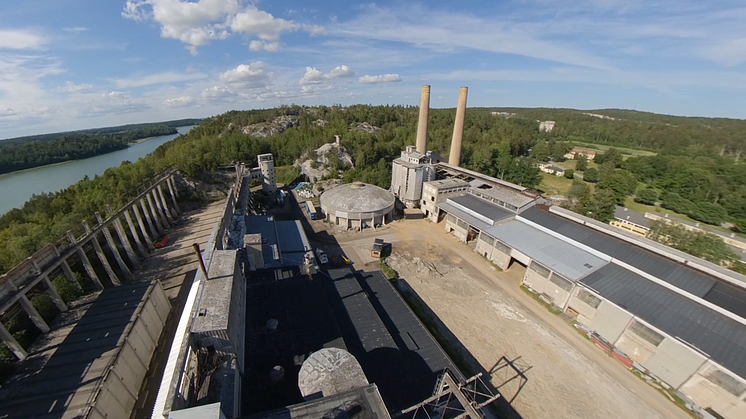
[201,85,236,100]
[112,71,207,88]
[122,0,321,53]
[163,95,195,107]
[63,27,89,33]
[702,37,746,67]
[57,81,93,93]
[359,73,402,84]
[299,65,355,85]
[0,29,47,50]
[0,107,16,117]
[219,62,271,87]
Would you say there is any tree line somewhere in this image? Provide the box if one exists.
[2,105,746,275]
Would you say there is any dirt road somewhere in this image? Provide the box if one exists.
[367,219,691,419]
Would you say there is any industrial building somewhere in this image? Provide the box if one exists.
[390,85,746,419]
[319,182,395,229]
[246,153,277,194]
[151,167,498,419]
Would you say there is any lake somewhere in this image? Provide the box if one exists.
[0,126,194,215]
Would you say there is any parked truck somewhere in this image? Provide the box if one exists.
[305,201,318,220]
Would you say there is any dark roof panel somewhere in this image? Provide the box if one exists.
[581,264,746,379]
[522,207,717,297]
[449,194,514,223]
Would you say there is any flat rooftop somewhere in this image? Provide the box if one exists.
[242,267,461,415]
[425,178,469,190]
[245,216,312,268]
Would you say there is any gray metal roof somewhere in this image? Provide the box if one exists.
[614,206,651,228]
[469,184,534,208]
[447,194,514,225]
[425,178,469,190]
[581,264,746,379]
[521,207,717,297]
[484,221,608,281]
[439,201,492,232]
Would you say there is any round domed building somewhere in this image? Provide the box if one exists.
[320,182,395,230]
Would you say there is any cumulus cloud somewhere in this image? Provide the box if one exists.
[359,73,402,84]
[0,29,46,50]
[201,85,237,101]
[219,62,271,87]
[122,0,320,53]
[57,81,94,93]
[163,95,195,107]
[299,65,355,85]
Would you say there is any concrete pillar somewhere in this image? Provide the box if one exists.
[94,213,133,282]
[0,321,27,360]
[59,259,82,290]
[416,85,431,154]
[167,176,181,215]
[68,231,104,290]
[124,209,150,258]
[157,184,176,224]
[146,193,166,234]
[135,202,157,249]
[18,295,50,333]
[113,216,142,269]
[83,222,121,287]
[42,275,67,312]
[449,87,468,167]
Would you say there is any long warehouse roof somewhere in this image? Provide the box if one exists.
[581,264,746,379]
[484,221,608,281]
[519,207,746,320]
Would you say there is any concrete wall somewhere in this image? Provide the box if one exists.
[523,261,550,294]
[589,301,633,345]
[445,215,468,242]
[543,273,573,309]
[88,281,171,419]
[566,287,602,325]
[645,337,707,388]
[614,319,661,365]
[680,361,746,419]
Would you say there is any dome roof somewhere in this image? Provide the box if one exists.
[320,182,395,214]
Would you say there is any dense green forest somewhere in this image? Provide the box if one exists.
[1,105,745,275]
[0,118,202,174]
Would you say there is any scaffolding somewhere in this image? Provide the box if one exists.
[398,369,500,419]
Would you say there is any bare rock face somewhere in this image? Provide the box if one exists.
[349,122,380,133]
[312,119,328,127]
[241,115,297,138]
[295,139,354,183]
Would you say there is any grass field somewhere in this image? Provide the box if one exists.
[538,173,575,196]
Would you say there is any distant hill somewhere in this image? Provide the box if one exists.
[0,118,203,144]
[483,108,746,154]
[0,118,203,174]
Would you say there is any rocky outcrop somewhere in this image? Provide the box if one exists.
[241,115,298,138]
[349,122,380,133]
[295,140,354,183]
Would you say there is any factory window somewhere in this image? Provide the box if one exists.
[495,241,512,255]
[529,261,550,278]
[457,219,469,229]
[431,196,435,201]
[705,368,746,396]
[576,289,601,308]
[549,273,573,292]
[628,320,664,347]
[481,234,495,246]
[447,214,456,223]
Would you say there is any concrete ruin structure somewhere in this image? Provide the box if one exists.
[246,153,277,194]
[153,165,499,419]
[0,169,182,419]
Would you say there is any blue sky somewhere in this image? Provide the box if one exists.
[0,0,745,138]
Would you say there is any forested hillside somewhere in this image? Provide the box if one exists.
[0,119,202,174]
[1,105,745,275]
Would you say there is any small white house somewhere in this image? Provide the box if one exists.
[539,162,566,177]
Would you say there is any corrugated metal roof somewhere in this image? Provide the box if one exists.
[448,194,514,224]
[581,264,746,379]
[485,221,608,280]
[439,201,493,232]
[522,207,717,297]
